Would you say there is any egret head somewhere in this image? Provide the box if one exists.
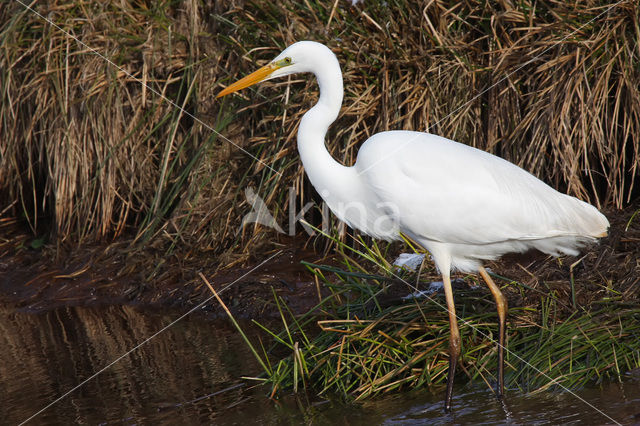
[216,41,329,98]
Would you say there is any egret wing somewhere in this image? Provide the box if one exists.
[355,131,599,246]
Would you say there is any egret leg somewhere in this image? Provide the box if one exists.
[442,271,461,412]
[478,266,507,399]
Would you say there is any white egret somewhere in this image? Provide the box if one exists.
[217,41,609,411]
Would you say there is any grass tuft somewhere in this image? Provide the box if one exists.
[221,250,640,400]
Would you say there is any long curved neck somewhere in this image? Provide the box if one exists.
[297,55,351,195]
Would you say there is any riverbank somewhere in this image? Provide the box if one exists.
[1,205,638,319]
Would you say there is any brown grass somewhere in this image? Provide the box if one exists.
[0,0,638,258]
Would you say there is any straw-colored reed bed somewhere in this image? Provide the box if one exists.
[1,1,638,259]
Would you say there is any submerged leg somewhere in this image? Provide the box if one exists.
[442,270,461,412]
[478,266,508,399]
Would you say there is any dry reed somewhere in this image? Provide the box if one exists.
[1,0,638,258]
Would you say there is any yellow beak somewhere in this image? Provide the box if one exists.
[216,63,278,98]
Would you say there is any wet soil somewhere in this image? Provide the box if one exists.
[0,236,325,317]
[1,205,639,317]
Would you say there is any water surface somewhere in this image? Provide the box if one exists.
[1,305,638,424]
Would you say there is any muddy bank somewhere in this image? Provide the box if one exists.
[1,206,639,318]
[0,234,324,317]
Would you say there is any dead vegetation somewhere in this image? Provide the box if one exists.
[1,0,639,260]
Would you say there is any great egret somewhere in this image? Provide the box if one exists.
[217,41,609,411]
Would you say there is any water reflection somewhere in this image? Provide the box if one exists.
[0,305,257,424]
[0,305,638,425]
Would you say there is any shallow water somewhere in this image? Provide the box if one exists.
[1,305,638,425]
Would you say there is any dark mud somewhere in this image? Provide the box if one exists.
[0,234,324,317]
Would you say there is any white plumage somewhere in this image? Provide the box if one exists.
[354,130,609,272]
[217,40,609,411]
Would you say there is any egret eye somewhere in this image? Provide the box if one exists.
[275,57,292,67]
